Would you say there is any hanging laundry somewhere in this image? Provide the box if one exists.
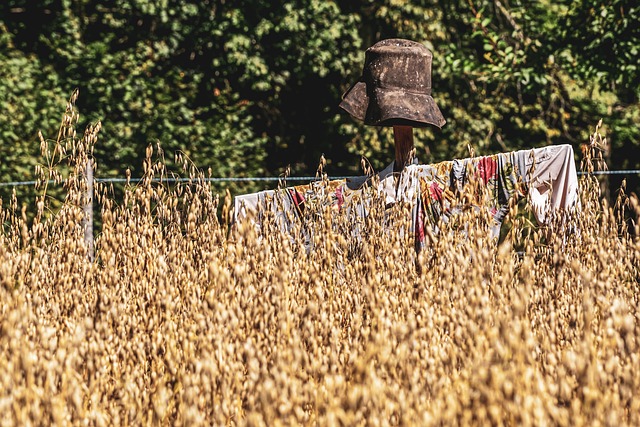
[398,144,579,249]
[234,145,580,247]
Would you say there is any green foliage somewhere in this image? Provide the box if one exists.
[0,24,65,183]
[561,0,639,94]
[0,0,638,198]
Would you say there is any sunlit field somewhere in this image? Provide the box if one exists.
[1,99,639,426]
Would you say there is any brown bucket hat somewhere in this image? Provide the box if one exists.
[339,39,446,128]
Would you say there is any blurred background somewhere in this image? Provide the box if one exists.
[0,0,638,200]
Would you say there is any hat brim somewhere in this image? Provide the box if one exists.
[368,87,446,128]
[339,82,446,129]
[339,81,368,123]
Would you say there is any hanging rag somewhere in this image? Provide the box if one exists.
[234,145,580,247]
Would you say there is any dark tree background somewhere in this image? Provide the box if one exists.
[1,0,638,199]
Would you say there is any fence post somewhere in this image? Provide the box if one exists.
[84,158,94,261]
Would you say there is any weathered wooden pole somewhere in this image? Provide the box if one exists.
[84,158,94,262]
[393,125,414,173]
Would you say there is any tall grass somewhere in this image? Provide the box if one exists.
[0,96,638,426]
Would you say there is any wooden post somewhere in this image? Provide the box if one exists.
[393,125,419,273]
[84,158,94,262]
[393,125,414,173]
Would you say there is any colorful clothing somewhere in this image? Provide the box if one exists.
[234,145,580,247]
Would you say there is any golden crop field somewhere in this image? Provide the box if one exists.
[0,100,639,426]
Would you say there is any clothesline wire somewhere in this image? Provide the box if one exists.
[0,176,338,188]
[0,170,638,188]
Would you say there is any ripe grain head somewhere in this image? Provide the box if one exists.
[0,100,638,426]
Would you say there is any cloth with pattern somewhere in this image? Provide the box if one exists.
[234,144,579,246]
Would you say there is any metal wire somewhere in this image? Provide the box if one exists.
[0,176,345,188]
[94,176,348,183]
[577,170,640,176]
[0,170,638,188]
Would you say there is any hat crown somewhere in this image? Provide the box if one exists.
[363,39,432,95]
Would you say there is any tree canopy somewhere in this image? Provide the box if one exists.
[1,0,638,198]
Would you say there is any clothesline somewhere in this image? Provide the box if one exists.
[0,169,636,188]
